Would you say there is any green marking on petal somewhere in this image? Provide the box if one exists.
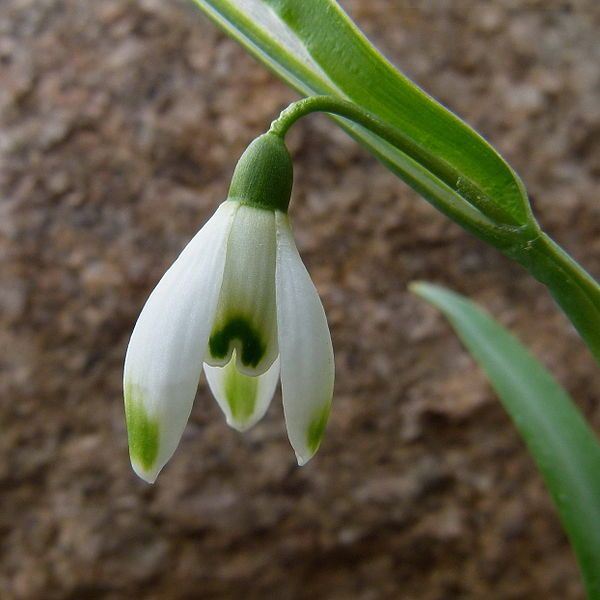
[306,403,331,455]
[209,315,266,368]
[224,360,258,423]
[124,383,159,471]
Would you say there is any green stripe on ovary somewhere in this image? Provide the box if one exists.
[306,403,331,454]
[224,361,258,423]
[209,315,266,368]
[124,383,159,471]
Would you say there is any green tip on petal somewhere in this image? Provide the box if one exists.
[224,360,259,429]
[297,403,331,465]
[124,383,160,481]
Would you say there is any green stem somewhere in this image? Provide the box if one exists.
[270,96,600,364]
[508,232,600,364]
[270,96,527,230]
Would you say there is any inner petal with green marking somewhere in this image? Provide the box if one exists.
[124,383,160,472]
[205,204,278,376]
[204,350,280,433]
[223,356,259,423]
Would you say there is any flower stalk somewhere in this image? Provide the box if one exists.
[270,96,533,229]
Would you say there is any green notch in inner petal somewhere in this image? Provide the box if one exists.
[306,403,331,454]
[224,361,258,423]
[124,383,159,471]
[209,315,266,368]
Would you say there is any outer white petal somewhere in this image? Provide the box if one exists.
[275,212,334,466]
[204,352,279,432]
[205,204,279,377]
[124,201,237,483]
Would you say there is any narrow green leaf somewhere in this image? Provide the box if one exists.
[411,282,600,599]
[191,0,532,236]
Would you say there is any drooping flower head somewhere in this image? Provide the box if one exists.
[124,133,334,482]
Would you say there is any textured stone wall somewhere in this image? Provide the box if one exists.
[1,1,598,598]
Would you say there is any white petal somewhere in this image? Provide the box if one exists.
[204,351,279,432]
[275,212,334,466]
[124,201,237,482]
[205,204,279,377]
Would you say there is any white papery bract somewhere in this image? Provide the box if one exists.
[124,200,334,483]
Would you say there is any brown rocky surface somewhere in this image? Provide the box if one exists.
[1,1,599,598]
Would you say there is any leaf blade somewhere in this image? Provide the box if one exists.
[411,282,600,599]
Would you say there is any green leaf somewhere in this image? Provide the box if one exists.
[411,282,600,599]
[191,0,532,235]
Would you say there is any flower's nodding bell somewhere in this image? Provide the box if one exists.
[124,133,334,482]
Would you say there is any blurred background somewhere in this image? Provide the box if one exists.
[1,1,599,598]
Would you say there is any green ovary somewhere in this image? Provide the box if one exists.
[306,403,331,454]
[209,315,266,368]
[224,360,258,423]
[124,383,159,471]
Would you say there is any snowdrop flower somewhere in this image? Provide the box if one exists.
[124,134,334,482]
